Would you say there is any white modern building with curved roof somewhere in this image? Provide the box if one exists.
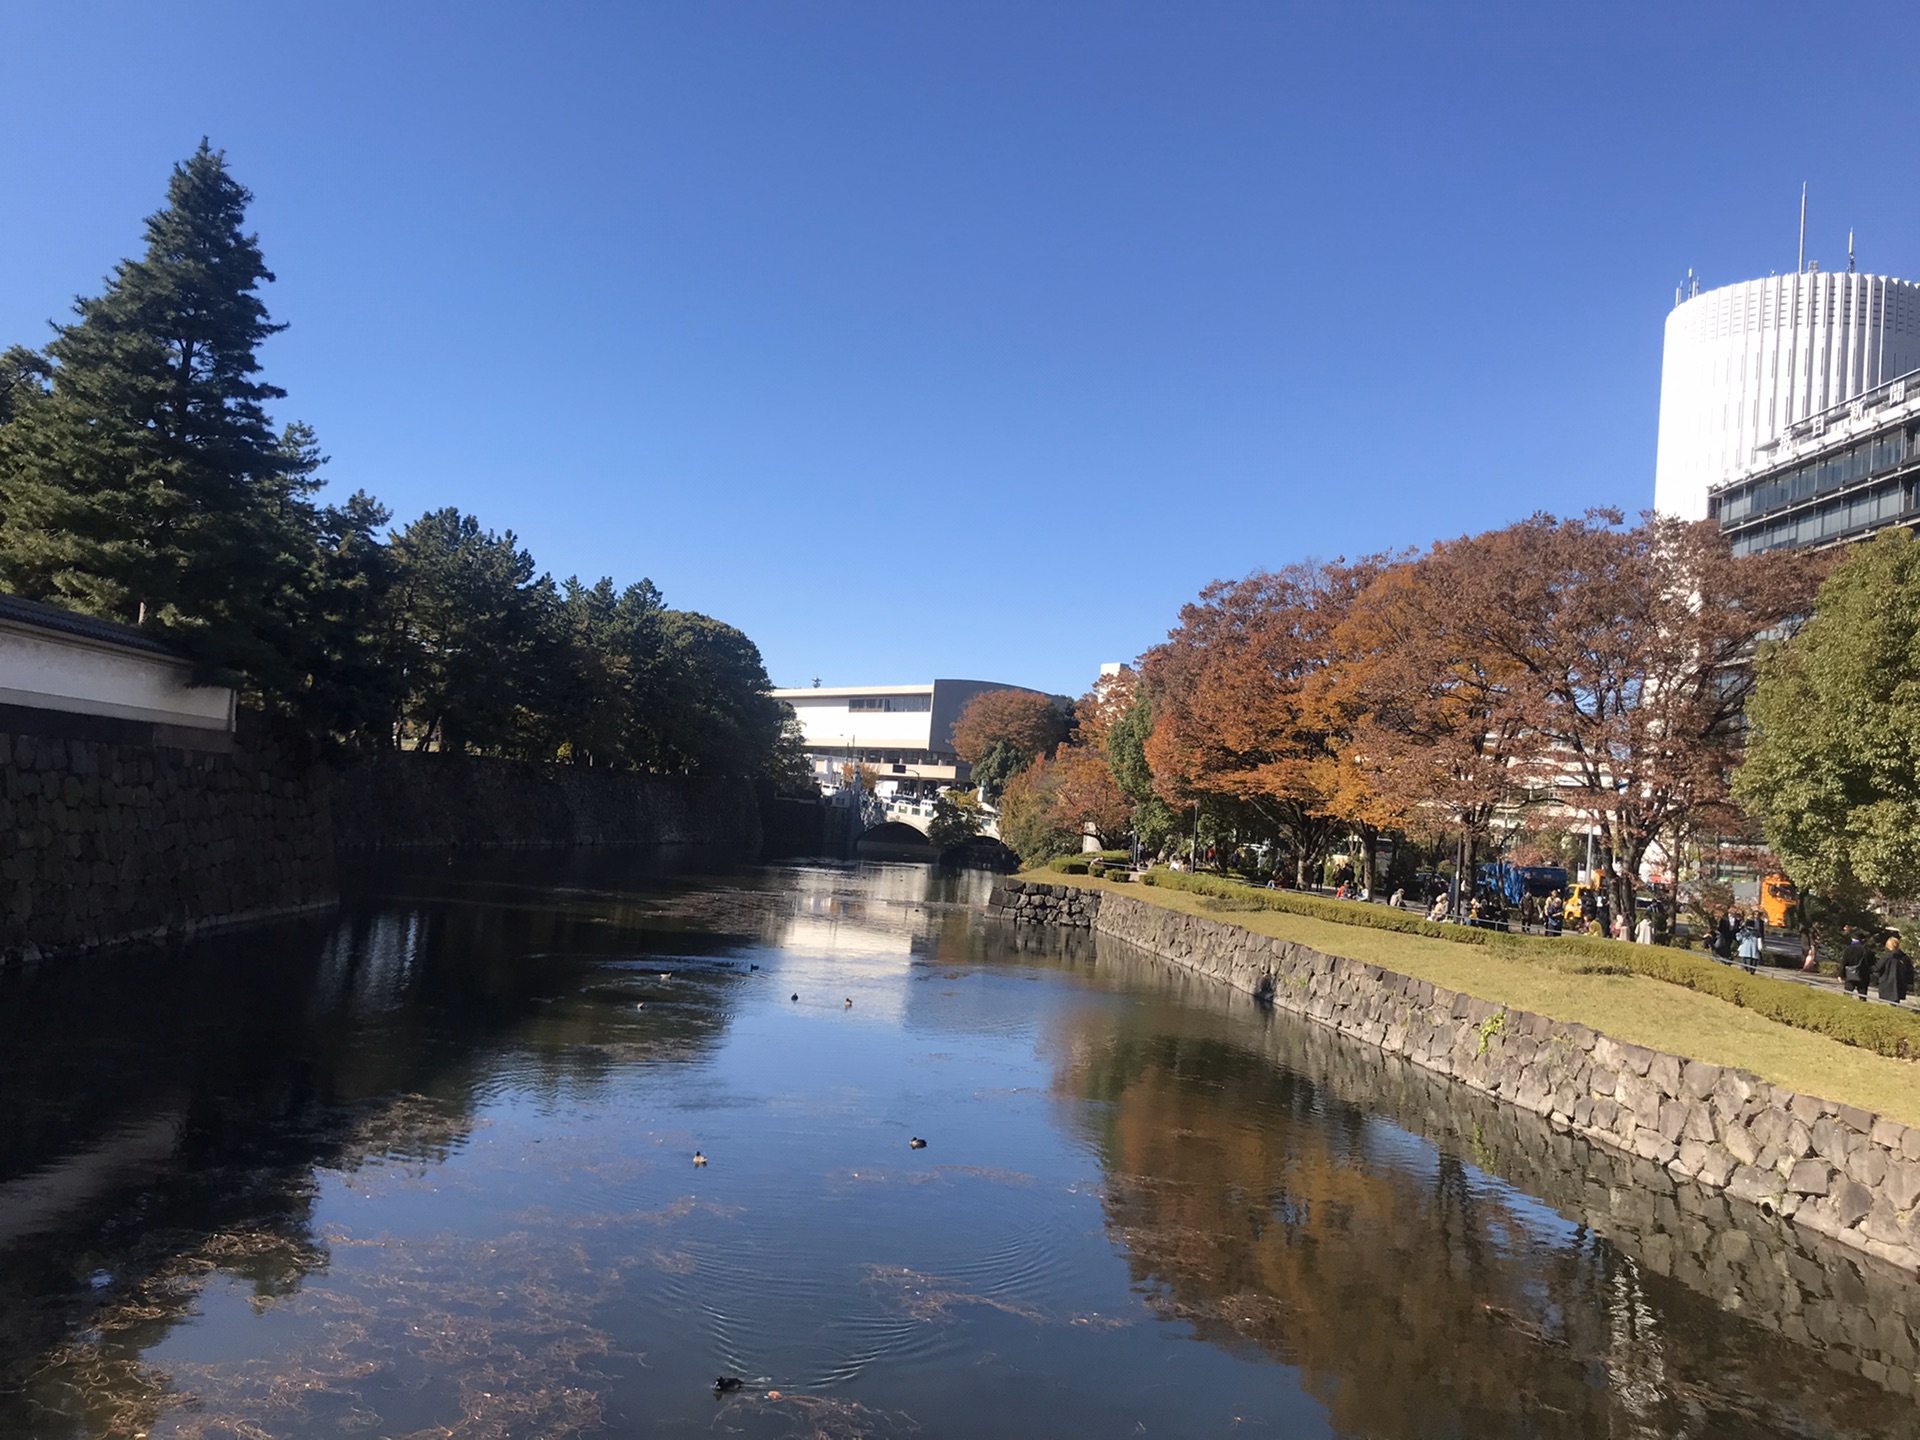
[1655,269,1920,520]
[769,679,1042,797]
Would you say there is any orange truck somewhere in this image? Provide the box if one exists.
[1759,874,1799,929]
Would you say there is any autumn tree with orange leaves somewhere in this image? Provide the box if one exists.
[1127,513,1820,907]
[1047,668,1135,849]
[1323,530,1541,874]
[1416,511,1825,919]
[951,687,1069,801]
[1143,562,1376,884]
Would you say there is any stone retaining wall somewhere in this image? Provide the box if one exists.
[331,752,762,852]
[2,723,336,962]
[4,729,772,962]
[988,877,1920,1275]
[988,879,1100,929]
[1081,933,1920,1402]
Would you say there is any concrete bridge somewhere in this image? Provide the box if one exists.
[853,797,1000,854]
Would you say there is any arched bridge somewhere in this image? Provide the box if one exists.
[867,798,999,841]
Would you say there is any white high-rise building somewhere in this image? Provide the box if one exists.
[1654,269,1920,519]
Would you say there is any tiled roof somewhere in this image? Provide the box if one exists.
[0,592,183,658]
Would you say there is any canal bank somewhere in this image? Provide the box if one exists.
[0,716,777,962]
[991,876,1920,1277]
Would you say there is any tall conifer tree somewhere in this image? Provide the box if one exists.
[0,141,309,681]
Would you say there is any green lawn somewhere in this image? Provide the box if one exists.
[1026,871,1920,1130]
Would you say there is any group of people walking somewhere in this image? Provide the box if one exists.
[1838,928,1914,1003]
[1378,871,1916,1005]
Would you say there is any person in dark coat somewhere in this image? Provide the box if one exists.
[1877,936,1914,1003]
[1714,912,1736,962]
[1841,928,1871,998]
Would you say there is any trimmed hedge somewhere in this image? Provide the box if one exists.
[1046,857,1091,875]
[1125,868,1920,1060]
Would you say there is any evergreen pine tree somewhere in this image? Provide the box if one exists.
[0,141,308,682]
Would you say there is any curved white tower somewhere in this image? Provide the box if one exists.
[1654,271,1920,519]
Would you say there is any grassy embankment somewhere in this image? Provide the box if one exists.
[1021,869,1920,1130]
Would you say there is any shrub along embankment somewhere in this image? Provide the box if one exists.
[991,874,1920,1272]
[1099,866,1920,1062]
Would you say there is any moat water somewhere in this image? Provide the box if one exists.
[1,856,1917,1438]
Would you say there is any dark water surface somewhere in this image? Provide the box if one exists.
[3,857,1919,1439]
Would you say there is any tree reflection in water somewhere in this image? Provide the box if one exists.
[1052,940,1920,1440]
[4,859,1920,1439]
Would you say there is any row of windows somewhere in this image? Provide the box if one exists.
[812,750,942,767]
[1729,482,1910,555]
[1715,427,1912,522]
[846,695,932,713]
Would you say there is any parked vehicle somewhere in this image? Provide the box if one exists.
[1477,862,1569,909]
[1759,874,1799,929]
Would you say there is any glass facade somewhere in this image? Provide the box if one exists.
[1714,427,1910,525]
[1715,420,1920,556]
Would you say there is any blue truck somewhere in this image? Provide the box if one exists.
[1476,862,1569,909]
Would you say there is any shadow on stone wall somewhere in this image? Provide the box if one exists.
[331,751,762,852]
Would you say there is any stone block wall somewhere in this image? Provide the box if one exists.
[1,724,336,961]
[1082,934,1920,1402]
[984,879,1099,929]
[331,752,763,853]
[989,877,1920,1274]
[3,730,774,962]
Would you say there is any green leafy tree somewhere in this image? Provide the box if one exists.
[1736,528,1920,900]
[390,508,547,753]
[928,787,985,848]
[283,483,409,745]
[0,345,49,427]
[762,704,818,795]
[644,611,787,775]
[0,142,314,685]
[535,575,666,766]
[998,756,1080,865]
[1107,694,1180,851]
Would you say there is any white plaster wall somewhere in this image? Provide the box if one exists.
[0,622,234,730]
[780,693,934,752]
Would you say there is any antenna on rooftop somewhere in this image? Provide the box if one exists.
[1798,183,1807,274]
[1849,228,1856,273]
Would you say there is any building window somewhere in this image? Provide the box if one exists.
[847,696,932,713]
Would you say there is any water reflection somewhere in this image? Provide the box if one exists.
[1056,940,1920,1439]
[0,857,1914,1439]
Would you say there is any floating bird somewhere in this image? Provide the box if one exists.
[750,963,759,971]
[909,1137,928,1150]
[693,1151,708,1167]
[635,1001,646,1010]
[660,972,672,980]
[844,998,853,1008]
[712,1376,742,1394]
[791,993,799,1002]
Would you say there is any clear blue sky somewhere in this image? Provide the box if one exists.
[6,4,1918,695]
